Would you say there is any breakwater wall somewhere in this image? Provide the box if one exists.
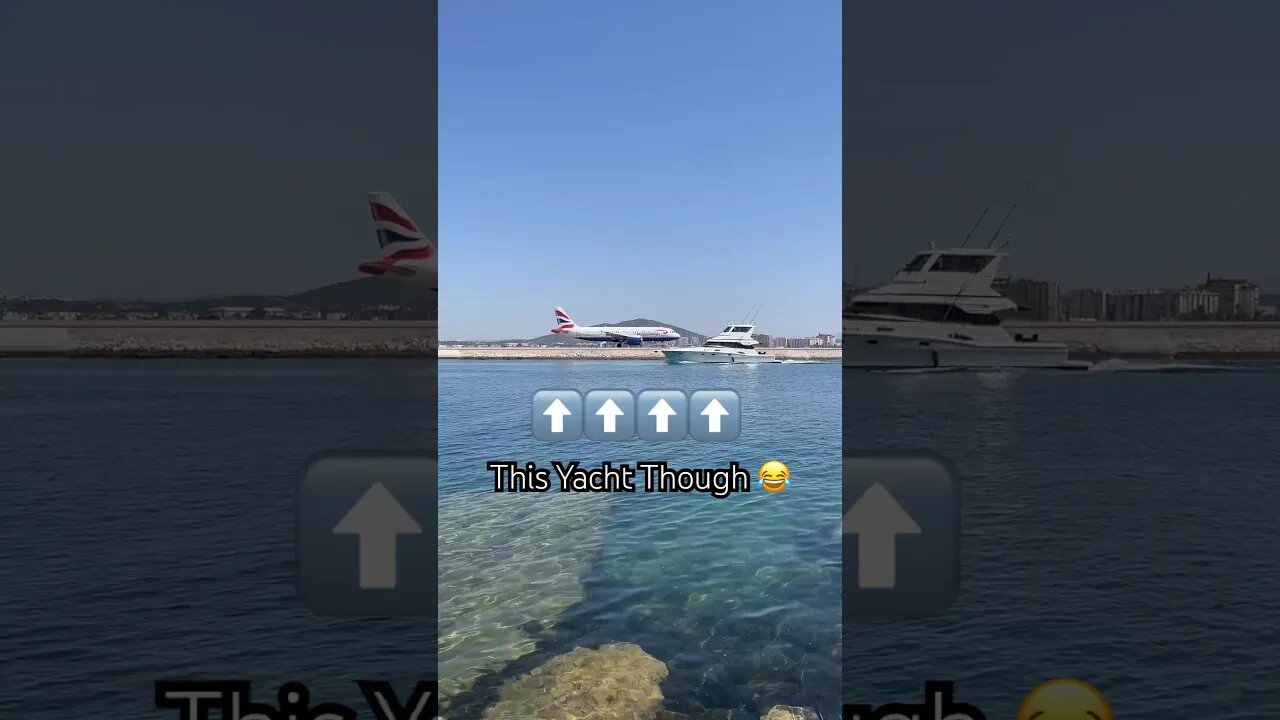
[0,320,438,358]
[7,320,1278,360]
[1005,321,1280,360]
[0,321,840,360]
[437,346,840,360]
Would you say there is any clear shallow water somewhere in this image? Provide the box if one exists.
[437,360,842,718]
[1,360,436,719]
[844,366,1280,718]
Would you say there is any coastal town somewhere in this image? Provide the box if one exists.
[3,270,1278,360]
[844,272,1279,322]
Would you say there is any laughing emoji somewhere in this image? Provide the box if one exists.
[757,460,790,492]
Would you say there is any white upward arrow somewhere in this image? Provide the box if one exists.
[333,482,422,589]
[648,398,677,433]
[597,398,625,433]
[543,398,572,433]
[843,482,921,589]
[701,398,729,433]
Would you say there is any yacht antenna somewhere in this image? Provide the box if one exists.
[985,202,1018,249]
[987,181,1032,248]
[960,187,1004,248]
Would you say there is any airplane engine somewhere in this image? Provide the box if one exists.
[626,337,643,346]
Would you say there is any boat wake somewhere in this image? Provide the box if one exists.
[1085,359,1248,373]
[857,360,1267,375]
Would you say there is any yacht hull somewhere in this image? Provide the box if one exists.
[663,349,781,364]
[843,331,1077,369]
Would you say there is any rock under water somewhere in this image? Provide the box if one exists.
[481,643,669,720]
[761,705,821,720]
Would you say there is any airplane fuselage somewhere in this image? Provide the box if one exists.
[561,326,679,343]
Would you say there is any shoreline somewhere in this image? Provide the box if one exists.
[3,320,1280,361]
[0,347,842,360]
[1,348,1278,363]
[3,352,1278,363]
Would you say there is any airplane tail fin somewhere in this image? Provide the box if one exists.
[368,192,430,248]
[551,306,576,334]
[360,192,436,280]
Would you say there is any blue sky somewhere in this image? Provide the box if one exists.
[440,0,841,339]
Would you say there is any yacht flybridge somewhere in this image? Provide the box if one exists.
[663,324,781,364]
[844,247,1086,369]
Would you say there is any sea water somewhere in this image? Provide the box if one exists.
[5,359,1277,719]
[844,365,1280,718]
[0,359,841,719]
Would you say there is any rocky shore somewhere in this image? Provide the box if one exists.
[1004,321,1280,361]
[0,320,439,358]
[6,320,1280,360]
[439,346,840,361]
[0,321,839,360]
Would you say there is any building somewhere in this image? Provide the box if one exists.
[1172,289,1219,319]
[1106,289,1174,321]
[211,306,253,319]
[1065,289,1108,321]
[1003,278,1061,321]
[1201,275,1261,319]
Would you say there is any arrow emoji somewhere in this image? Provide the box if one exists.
[843,482,921,589]
[701,398,728,433]
[543,397,572,433]
[333,482,422,589]
[648,398,677,433]
[597,398,625,433]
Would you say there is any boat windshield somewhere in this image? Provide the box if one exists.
[901,254,932,272]
[707,340,756,349]
[930,254,992,273]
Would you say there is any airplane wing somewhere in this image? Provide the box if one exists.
[358,258,414,277]
[601,330,641,341]
[358,257,437,289]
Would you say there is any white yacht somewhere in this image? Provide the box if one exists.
[663,324,782,364]
[844,247,1085,369]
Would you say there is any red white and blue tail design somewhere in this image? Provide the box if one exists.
[551,307,576,334]
[359,192,436,286]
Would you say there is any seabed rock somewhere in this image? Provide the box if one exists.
[482,642,669,720]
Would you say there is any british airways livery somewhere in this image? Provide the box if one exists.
[358,192,436,289]
[551,307,680,346]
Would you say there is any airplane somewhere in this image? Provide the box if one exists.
[550,306,680,347]
[358,192,436,290]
